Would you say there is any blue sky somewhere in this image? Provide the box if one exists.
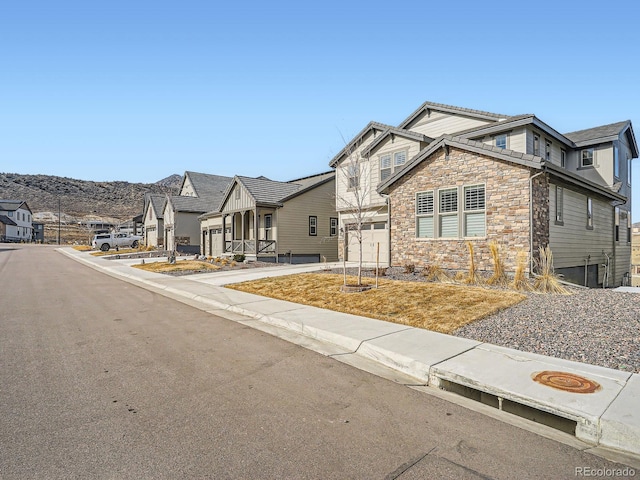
[1,1,638,213]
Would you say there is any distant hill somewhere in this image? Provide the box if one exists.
[0,172,180,221]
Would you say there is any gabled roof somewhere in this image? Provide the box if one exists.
[454,114,576,148]
[0,200,30,213]
[167,195,215,214]
[564,120,638,157]
[328,121,392,167]
[378,135,625,202]
[286,170,335,190]
[147,195,166,219]
[0,214,17,226]
[236,176,302,207]
[361,127,432,157]
[398,101,508,130]
[180,171,233,202]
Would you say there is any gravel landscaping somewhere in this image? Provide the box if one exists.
[325,267,640,374]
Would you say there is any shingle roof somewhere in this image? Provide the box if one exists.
[564,120,631,145]
[0,200,27,212]
[361,127,432,157]
[378,135,544,193]
[168,195,216,213]
[183,171,233,203]
[398,101,508,130]
[0,214,17,226]
[148,195,166,219]
[286,171,334,190]
[237,176,302,206]
[377,135,625,202]
[328,121,392,167]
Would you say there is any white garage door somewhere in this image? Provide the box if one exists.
[347,222,389,265]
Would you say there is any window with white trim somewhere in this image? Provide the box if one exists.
[533,133,540,156]
[628,214,632,244]
[581,148,594,167]
[439,188,458,238]
[416,191,434,238]
[560,149,566,168]
[380,154,392,182]
[545,140,552,162]
[555,186,564,224]
[586,197,593,229]
[614,146,620,178]
[309,216,317,236]
[495,134,507,149]
[615,207,620,242]
[464,185,486,237]
[330,217,338,236]
[380,150,407,182]
[628,156,632,185]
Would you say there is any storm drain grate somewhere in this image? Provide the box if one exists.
[436,379,578,435]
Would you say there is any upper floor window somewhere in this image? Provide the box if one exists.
[235,188,240,200]
[545,140,552,161]
[380,150,407,182]
[495,134,507,149]
[560,149,566,168]
[581,148,594,167]
[347,163,359,189]
[533,133,540,156]
[614,146,620,178]
[615,207,620,242]
[7,211,12,217]
[628,156,632,185]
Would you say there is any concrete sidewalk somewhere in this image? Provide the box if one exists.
[60,248,640,462]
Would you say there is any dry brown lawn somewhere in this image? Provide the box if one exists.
[227,274,525,334]
[132,260,221,273]
[90,248,143,257]
[72,245,93,251]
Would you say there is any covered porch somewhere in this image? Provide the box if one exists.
[222,208,277,258]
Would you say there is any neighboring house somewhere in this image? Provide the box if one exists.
[199,171,337,263]
[32,222,45,242]
[163,172,232,253]
[142,194,167,248]
[0,200,33,242]
[332,101,637,287]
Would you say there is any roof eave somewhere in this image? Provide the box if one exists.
[543,163,626,202]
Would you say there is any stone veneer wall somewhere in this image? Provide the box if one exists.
[388,147,534,273]
[530,173,550,268]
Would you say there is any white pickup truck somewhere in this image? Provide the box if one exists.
[92,232,142,251]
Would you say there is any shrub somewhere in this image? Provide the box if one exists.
[231,261,237,267]
[533,246,571,294]
[423,264,453,283]
[403,263,415,274]
[487,241,508,286]
[512,251,531,291]
[233,254,245,263]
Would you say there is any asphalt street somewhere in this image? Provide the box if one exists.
[0,245,634,479]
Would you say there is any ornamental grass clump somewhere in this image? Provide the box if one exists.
[464,241,481,285]
[487,241,508,286]
[533,246,571,295]
[512,251,531,291]
[422,264,453,283]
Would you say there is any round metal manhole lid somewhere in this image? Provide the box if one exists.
[532,371,601,394]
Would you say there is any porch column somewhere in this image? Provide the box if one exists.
[240,211,246,253]
[255,207,259,256]
[221,214,227,254]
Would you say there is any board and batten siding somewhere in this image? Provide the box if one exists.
[405,110,495,138]
[277,179,338,261]
[180,177,196,196]
[222,184,254,212]
[549,183,613,270]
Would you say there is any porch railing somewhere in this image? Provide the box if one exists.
[224,239,276,254]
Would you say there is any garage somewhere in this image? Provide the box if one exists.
[346,222,389,265]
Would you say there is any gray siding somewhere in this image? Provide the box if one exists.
[277,179,338,261]
[406,110,493,138]
[549,183,615,278]
[222,184,254,212]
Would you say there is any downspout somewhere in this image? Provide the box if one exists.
[529,169,546,276]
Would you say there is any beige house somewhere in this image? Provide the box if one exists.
[200,172,337,263]
[142,194,166,248]
[162,172,232,253]
[332,101,637,287]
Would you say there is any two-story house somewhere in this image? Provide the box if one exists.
[0,200,33,242]
[331,101,636,287]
